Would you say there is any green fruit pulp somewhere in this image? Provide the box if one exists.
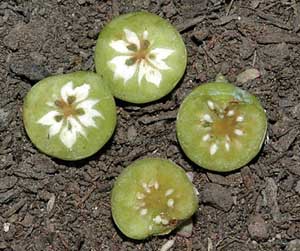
[95,11,187,104]
[111,158,198,240]
[23,71,117,160]
[176,80,267,172]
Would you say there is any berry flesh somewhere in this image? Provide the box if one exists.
[176,75,267,172]
[95,11,187,104]
[111,158,198,240]
[23,71,116,160]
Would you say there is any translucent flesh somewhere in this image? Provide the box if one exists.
[177,82,267,172]
[95,12,187,103]
[23,71,117,160]
[111,158,198,239]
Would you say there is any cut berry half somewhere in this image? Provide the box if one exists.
[111,158,198,240]
[23,71,117,160]
[176,75,267,172]
[95,11,187,104]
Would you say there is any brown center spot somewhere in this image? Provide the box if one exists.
[137,182,175,224]
[209,100,244,139]
[126,39,151,66]
[55,97,83,118]
[212,116,238,138]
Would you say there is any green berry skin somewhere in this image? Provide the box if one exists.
[176,79,267,172]
[111,158,198,240]
[23,71,117,161]
[95,11,187,104]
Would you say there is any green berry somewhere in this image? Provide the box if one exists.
[95,11,187,104]
[111,158,198,240]
[176,75,267,172]
[23,71,116,160]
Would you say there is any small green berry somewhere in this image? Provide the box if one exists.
[23,71,117,160]
[111,158,198,240]
[176,75,267,172]
[95,11,187,104]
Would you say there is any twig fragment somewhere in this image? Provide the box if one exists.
[176,16,205,33]
[226,0,235,16]
[111,0,119,17]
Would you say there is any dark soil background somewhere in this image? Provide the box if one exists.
[0,0,300,250]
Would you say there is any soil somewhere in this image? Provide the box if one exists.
[0,0,300,250]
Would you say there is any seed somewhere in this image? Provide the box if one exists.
[125,57,136,66]
[227,110,234,116]
[236,116,244,122]
[141,39,150,50]
[142,183,151,193]
[154,181,159,190]
[67,95,76,104]
[136,192,145,199]
[202,134,210,142]
[167,199,174,208]
[153,215,162,224]
[225,134,230,141]
[127,43,137,51]
[225,142,230,151]
[140,208,148,216]
[203,114,213,123]
[148,181,154,187]
[46,101,55,107]
[207,100,215,110]
[210,143,218,155]
[165,188,174,197]
[76,108,85,115]
[54,99,64,108]
[161,219,169,225]
[54,115,63,122]
[149,53,156,60]
[234,129,244,136]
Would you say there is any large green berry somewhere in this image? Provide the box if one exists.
[95,11,187,104]
[111,158,198,240]
[23,71,116,160]
[176,75,267,172]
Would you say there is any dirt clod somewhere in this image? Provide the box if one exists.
[287,239,300,251]
[248,214,269,241]
[200,183,233,212]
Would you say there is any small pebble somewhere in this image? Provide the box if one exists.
[177,219,193,237]
[160,239,175,251]
[264,178,281,222]
[192,28,210,42]
[201,183,233,212]
[292,103,300,119]
[3,223,10,232]
[0,176,17,191]
[0,109,10,130]
[248,214,269,241]
[127,125,137,142]
[47,194,56,213]
[77,0,86,4]
[236,68,260,84]
[287,239,300,251]
[295,181,300,194]
[10,60,49,82]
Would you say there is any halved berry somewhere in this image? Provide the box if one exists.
[176,75,267,172]
[111,158,198,240]
[23,71,116,160]
[95,11,187,104]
